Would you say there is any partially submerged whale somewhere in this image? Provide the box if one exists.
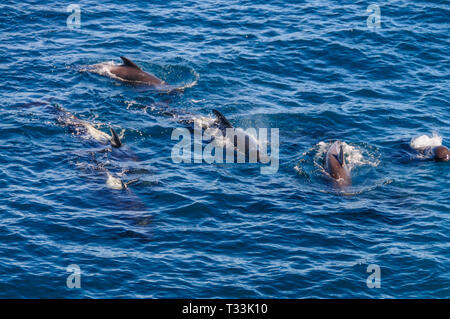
[54,105,122,148]
[432,145,450,162]
[212,109,270,163]
[161,106,272,164]
[98,56,165,86]
[106,171,139,190]
[82,56,201,93]
[409,134,449,162]
[324,141,351,187]
[19,100,145,200]
[89,153,138,190]
[53,105,141,189]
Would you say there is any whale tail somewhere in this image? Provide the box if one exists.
[212,109,233,129]
[110,127,122,148]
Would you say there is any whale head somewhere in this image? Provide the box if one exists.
[433,146,450,162]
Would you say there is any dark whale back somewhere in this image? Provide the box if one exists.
[110,127,122,148]
[212,109,233,130]
[325,141,351,186]
[109,57,164,85]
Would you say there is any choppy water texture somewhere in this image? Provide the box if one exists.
[0,0,449,298]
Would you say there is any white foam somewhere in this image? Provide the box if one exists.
[410,132,442,150]
[84,61,122,80]
[84,123,110,143]
[316,141,329,158]
[125,100,138,109]
[342,142,378,169]
[192,116,216,129]
[315,141,379,171]
[176,70,199,90]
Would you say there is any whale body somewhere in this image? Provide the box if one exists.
[108,57,165,85]
[212,109,269,163]
[53,106,142,189]
[54,105,122,148]
[409,134,449,162]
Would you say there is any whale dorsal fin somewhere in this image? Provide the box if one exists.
[338,144,345,167]
[120,56,141,70]
[110,127,122,148]
[212,109,233,128]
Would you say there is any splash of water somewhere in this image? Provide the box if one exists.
[410,132,442,151]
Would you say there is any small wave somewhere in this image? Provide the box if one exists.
[319,178,394,196]
[159,66,199,93]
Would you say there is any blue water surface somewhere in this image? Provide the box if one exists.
[0,0,449,298]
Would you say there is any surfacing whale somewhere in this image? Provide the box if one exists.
[212,109,270,163]
[432,145,450,162]
[52,105,141,189]
[102,56,164,86]
[409,134,449,162]
[54,105,122,148]
[325,141,351,187]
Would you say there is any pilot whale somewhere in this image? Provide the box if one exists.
[89,152,138,190]
[55,105,122,148]
[55,106,141,189]
[432,145,450,162]
[17,101,123,148]
[409,134,449,162]
[324,141,351,187]
[212,109,269,163]
[100,56,164,86]
[18,101,142,190]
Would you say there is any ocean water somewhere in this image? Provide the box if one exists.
[0,0,449,298]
